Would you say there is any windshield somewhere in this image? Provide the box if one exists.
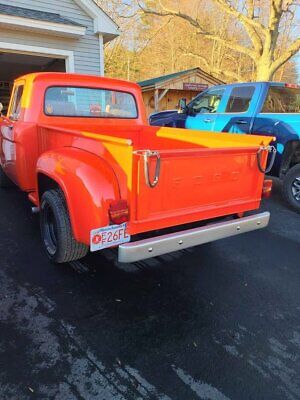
[45,86,138,118]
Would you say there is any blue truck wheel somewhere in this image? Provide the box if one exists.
[283,164,300,212]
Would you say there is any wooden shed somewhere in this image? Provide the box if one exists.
[138,67,224,116]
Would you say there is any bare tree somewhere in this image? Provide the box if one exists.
[138,0,300,81]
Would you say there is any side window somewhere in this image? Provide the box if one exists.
[9,85,24,121]
[225,86,255,113]
[189,89,225,114]
[262,86,300,113]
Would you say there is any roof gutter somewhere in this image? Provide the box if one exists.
[0,14,86,38]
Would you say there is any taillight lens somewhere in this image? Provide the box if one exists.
[109,200,129,225]
[262,179,273,198]
[285,83,300,89]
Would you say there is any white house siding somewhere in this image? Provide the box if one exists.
[0,0,102,75]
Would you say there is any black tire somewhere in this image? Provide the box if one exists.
[282,164,300,212]
[40,189,88,263]
[0,165,12,188]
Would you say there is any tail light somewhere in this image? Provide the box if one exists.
[285,83,300,89]
[109,199,129,225]
[262,179,273,199]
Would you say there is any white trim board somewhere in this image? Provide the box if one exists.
[0,42,75,72]
[73,0,119,39]
[0,14,86,38]
[98,34,104,76]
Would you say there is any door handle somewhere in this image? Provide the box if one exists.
[204,118,213,123]
[236,120,248,125]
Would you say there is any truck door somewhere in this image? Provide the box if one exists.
[185,88,226,131]
[0,83,24,182]
[214,84,261,133]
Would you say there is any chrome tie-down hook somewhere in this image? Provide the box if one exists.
[257,145,277,174]
[134,150,161,188]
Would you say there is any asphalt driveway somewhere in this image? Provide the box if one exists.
[0,179,299,400]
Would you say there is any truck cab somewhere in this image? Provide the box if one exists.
[150,82,300,211]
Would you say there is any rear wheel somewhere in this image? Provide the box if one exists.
[0,165,12,188]
[282,164,300,212]
[40,189,88,263]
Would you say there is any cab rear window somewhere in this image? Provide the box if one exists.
[44,86,138,118]
[262,86,300,113]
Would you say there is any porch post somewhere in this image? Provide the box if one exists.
[154,89,159,112]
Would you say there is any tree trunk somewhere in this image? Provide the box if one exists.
[255,53,274,81]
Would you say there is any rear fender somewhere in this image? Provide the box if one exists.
[37,147,120,245]
[280,141,300,177]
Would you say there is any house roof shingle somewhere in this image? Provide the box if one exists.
[0,3,84,27]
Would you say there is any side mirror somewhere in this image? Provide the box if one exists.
[0,103,3,116]
[178,98,187,114]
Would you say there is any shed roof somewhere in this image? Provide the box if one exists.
[0,3,83,27]
[138,67,224,89]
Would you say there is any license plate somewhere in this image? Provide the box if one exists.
[90,223,130,252]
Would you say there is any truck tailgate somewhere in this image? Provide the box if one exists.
[130,128,273,233]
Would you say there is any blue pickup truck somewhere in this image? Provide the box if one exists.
[149,82,300,211]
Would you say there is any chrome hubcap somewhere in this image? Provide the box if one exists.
[292,177,300,201]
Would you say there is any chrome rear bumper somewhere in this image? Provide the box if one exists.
[118,212,270,263]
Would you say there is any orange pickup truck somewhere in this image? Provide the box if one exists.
[0,73,274,264]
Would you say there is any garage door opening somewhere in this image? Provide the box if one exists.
[0,52,66,113]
